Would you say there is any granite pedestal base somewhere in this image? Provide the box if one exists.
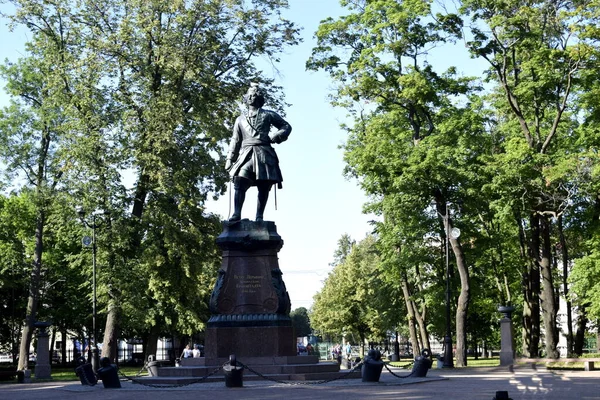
[206,220,294,359]
[144,355,352,383]
[143,220,353,383]
[205,325,295,359]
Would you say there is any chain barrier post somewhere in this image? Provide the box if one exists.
[97,356,121,388]
[75,356,98,386]
[493,390,513,400]
[361,349,384,382]
[147,354,160,377]
[411,349,433,378]
[223,354,244,388]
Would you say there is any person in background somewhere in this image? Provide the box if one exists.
[306,343,314,355]
[181,344,193,359]
[192,345,202,358]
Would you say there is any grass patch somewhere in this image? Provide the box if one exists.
[386,360,414,369]
[466,357,501,367]
[47,366,148,381]
[0,365,148,384]
[388,356,500,368]
[545,361,585,370]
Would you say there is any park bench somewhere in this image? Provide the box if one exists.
[516,357,600,371]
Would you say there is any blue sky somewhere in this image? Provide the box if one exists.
[0,0,488,310]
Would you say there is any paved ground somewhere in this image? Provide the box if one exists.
[1,365,600,399]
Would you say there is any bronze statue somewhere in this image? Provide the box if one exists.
[225,83,292,222]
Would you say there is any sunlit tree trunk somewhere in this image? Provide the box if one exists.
[401,276,420,355]
[18,211,44,370]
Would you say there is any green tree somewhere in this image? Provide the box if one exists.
[462,0,600,357]
[311,235,396,353]
[330,234,355,267]
[290,307,312,338]
[0,193,35,361]
[307,0,484,366]
[0,47,71,369]
[4,0,301,361]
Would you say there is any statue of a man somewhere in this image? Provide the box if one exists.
[225,83,292,222]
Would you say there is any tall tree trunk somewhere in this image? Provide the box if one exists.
[558,216,573,356]
[101,299,120,363]
[17,210,45,371]
[50,326,57,363]
[573,306,587,356]
[412,263,431,352]
[522,214,541,357]
[400,276,421,356]
[540,215,559,358]
[415,302,431,352]
[435,195,470,367]
[451,228,469,367]
[61,327,67,366]
[98,198,122,364]
[145,323,161,362]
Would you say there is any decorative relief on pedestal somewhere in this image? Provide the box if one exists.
[271,268,291,315]
[209,270,225,314]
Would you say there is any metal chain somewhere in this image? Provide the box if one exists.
[383,361,415,379]
[135,361,149,377]
[117,364,224,388]
[112,358,421,388]
[236,359,364,386]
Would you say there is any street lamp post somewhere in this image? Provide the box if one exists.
[77,207,104,373]
[443,202,460,369]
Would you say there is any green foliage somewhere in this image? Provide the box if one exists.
[308,0,600,357]
[311,235,397,342]
[0,0,300,354]
[290,307,312,338]
[0,193,34,355]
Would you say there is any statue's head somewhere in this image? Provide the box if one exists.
[243,83,265,108]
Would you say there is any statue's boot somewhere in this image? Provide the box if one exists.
[229,181,249,222]
[256,182,272,222]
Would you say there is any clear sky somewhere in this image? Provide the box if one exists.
[0,0,487,311]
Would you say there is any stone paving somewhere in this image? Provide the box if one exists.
[1,365,599,399]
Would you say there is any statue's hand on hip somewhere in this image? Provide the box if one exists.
[225,159,232,170]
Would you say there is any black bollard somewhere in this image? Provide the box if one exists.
[361,350,384,382]
[493,391,513,400]
[96,357,121,388]
[411,349,433,378]
[75,363,98,386]
[223,354,243,388]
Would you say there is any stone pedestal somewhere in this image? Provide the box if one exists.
[139,220,352,384]
[205,220,294,359]
[34,321,52,379]
[498,306,515,366]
